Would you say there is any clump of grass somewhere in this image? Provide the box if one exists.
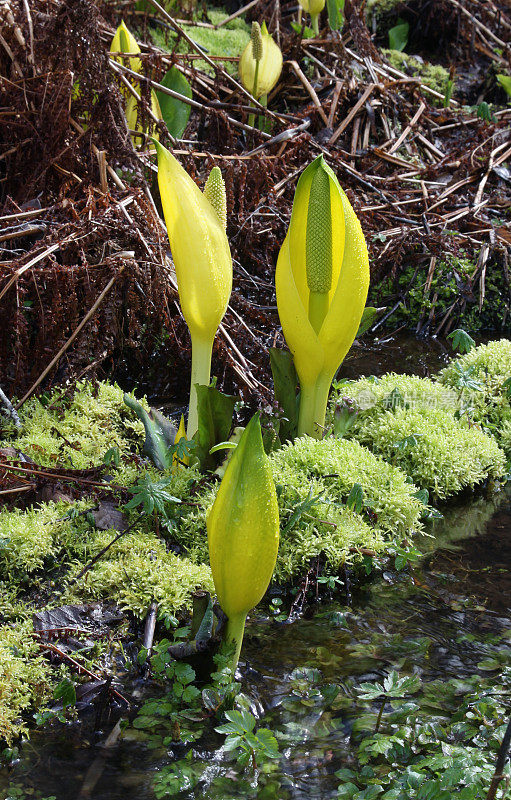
[352,406,506,499]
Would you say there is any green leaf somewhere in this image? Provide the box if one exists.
[209,440,238,455]
[124,394,176,470]
[156,66,192,139]
[447,329,475,354]
[496,74,511,99]
[327,0,345,31]
[53,678,76,709]
[290,20,315,37]
[356,307,386,338]
[270,348,299,442]
[388,19,409,51]
[347,483,364,514]
[195,384,237,470]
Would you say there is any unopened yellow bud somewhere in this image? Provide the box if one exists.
[203,166,227,230]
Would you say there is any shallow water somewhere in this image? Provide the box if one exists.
[3,483,510,800]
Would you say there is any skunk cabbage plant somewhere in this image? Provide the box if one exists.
[110,21,162,143]
[110,21,142,78]
[239,21,282,100]
[276,155,369,438]
[154,143,232,438]
[298,0,326,34]
[207,414,280,672]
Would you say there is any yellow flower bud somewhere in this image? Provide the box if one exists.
[207,414,279,670]
[153,142,232,438]
[239,21,283,99]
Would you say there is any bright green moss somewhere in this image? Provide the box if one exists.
[332,373,458,416]
[64,531,213,618]
[271,436,423,537]
[438,340,511,454]
[151,10,250,75]
[5,382,145,470]
[0,502,70,577]
[0,622,51,744]
[352,407,506,499]
[383,50,449,98]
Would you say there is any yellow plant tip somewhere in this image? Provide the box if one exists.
[203,166,227,230]
[306,157,332,294]
[207,413,280,620]
[110,20,142,75]
[251,21,263,62]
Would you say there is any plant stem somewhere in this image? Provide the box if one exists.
[223,611,248,673]
[298,381,319,438]
[374,698,386,733]
[187,334,213,439]
[313,370,333,436]
[248,60,260,129]
[311,13,319,35]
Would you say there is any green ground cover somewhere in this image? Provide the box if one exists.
[1,340,510,744]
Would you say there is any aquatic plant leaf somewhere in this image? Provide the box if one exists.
[195,384,237,471]
[156,66,192,139]
[447,328,475,354]
[269,347,299,441]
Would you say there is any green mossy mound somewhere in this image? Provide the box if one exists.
[271,436,423,537]
[332,373,458,415]
[7,381,145,471]
[177,436,422,582]
[438,339,511,455]
[0,623,52,745]
[351,407,506,499]
[383,50,449,99]
[150,10,250,76]
[64,530,213,618]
